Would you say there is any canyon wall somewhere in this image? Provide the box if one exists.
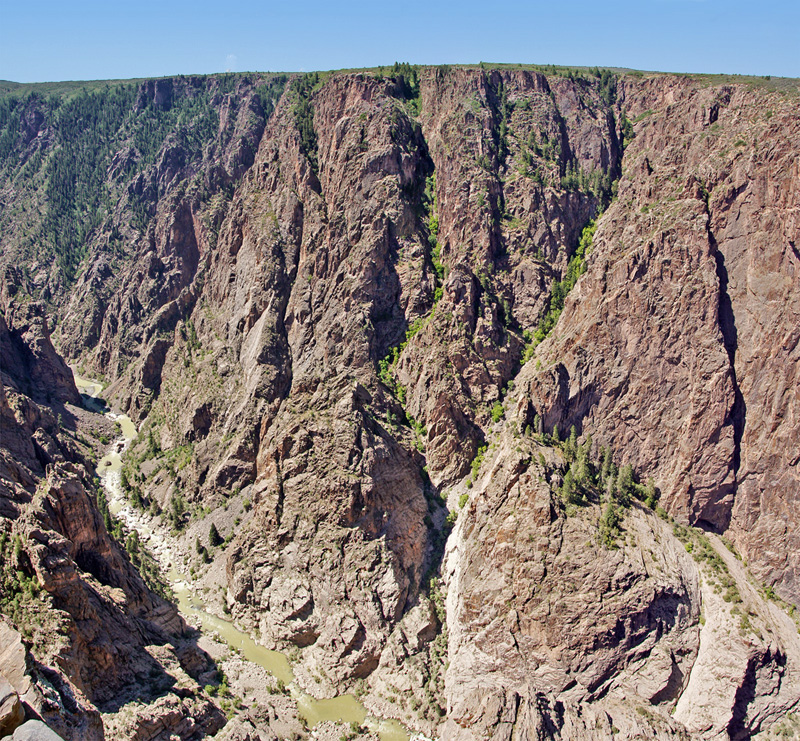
[1,66,798,738]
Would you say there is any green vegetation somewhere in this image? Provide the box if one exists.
[91,477,171,599]
[255,75,289,120]
[422,575,448,719]
[494,78,512,165]
[769,712,800,738]
[120,465,149,511]
[688,72,800,96]
[1,82,223,278]
[208,522,222,547]
[522,219,597,362]
[291,72,320,172]
[424,173,445,303]
[196,536,212,564]
[40,86,135,280]
[170,492,187,531]
[162,443,194,477]
[0,73,285,285]
[377,299,433,424]
[470,444,488,481]
[620,110,635,148]
[491,400,505,423]
[592,67,618,106]
[670,522,761,634]
[530,424,659,546]
[389,62,420,114]
[95,480,117,535]
[0,531,43,630]
[560,160,615,204]
[131,87,219,168]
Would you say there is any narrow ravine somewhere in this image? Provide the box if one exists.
[74,374,412,741]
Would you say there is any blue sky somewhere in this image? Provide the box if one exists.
[2,0,798,83]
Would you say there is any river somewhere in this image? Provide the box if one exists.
[73,374,412,740]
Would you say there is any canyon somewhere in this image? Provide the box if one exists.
[0,64,799,739]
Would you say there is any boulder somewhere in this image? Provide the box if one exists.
[8,721,64,741]
[0,677,23,737]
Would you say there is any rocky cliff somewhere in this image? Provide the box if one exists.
[0,65,799,739]
[0,278,225,739]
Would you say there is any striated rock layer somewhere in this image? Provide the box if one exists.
[0,66,799,738]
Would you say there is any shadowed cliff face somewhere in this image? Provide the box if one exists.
[398,68,622,484]
[1,67,799,739]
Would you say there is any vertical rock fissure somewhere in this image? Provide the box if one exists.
[788,239,800,266]
[274,451,284,529]
[711,231,745,481]
[725,651,778,739]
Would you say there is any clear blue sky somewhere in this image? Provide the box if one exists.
[2,0,798,83]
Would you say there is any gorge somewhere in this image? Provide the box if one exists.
[0,64,799,739]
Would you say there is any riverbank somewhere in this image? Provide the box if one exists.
[75,372,415,741]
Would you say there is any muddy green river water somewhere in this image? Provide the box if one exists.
[74,374,410,739]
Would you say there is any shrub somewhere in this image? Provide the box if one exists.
[491,401,504,423]
[471,444,488,480]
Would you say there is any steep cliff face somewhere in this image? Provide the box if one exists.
[1,66,799,739]
[521,76,800,601]
[0,291,223,740]
[398,67,621,484]
[441,405,800,739]
[96,68,628,691]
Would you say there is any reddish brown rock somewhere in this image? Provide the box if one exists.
[1,67,800,739]
[0,281,80,407]
[0,293,220,740]
[519,77,800,602]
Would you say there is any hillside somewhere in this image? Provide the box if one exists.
[1,64,799,740]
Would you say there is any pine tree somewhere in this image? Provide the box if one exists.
[600,447,612,487]
[565,425,579,463]
[209,523,222,547]
[126,530,140,555]
[599,499,622,546]
[574,434,593,485]
[617,464,635,507]
[644,478,657,509]
[561,469,579,505]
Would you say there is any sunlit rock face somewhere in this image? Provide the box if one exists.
[0,67,799,739]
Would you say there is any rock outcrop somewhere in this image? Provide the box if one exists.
[0,274,80,407]
[440,403,800,738]
[4,720,65,741]
[1,66,799,738]
[0,675,23,738]
[520,76,800,602]
[0,295,223,740]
